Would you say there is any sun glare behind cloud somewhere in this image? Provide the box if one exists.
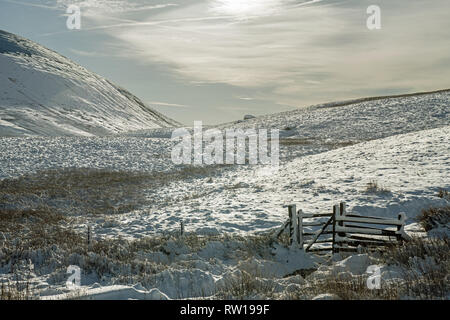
[209,0,289,19]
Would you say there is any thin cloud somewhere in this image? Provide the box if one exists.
[101,0,450,106]
[0,0,59,10]
[54,0,178,14]
[34,0,450,109]
[69,48,106,56]
[119,3,178,13]
[148,101,190,108]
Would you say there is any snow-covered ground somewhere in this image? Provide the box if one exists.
[113,125,449,236]
[0,86,449,299]
[0,30,179,137]
[11,125,442,239]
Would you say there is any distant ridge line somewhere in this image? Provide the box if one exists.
[311,88,450,110]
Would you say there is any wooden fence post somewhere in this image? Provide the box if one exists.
[288,205,298,247]
[339,202,347,240]
[288,205,293,245]
[396,212,407,242]
[180,220,185,237]
[332,204,338,253]
[87,225,91,247]
[298,209,304,249]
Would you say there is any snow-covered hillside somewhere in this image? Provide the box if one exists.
[126,88,450,161]
[216,89,450,142]
[0,30,179,136]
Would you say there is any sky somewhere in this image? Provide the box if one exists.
[0,0,449,125]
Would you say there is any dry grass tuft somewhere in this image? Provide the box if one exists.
[416,206,450,231]
[379,236,449,299]
[0,281,32,300]
[437,189,450,200]
[215,270,276,299]
[290,274,400,300]
[365,180,391,194]
[279,138,356,148]
[381,237,449,267]
[279,138,314,146]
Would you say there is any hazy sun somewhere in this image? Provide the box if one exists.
[212,0,281,18]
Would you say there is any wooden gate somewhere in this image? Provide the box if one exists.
[275,202,411,253]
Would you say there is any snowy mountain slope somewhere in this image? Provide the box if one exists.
[125,89,450,164]
[0,30,180,136]
[216,89,450,143]
[125,89,450,149]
